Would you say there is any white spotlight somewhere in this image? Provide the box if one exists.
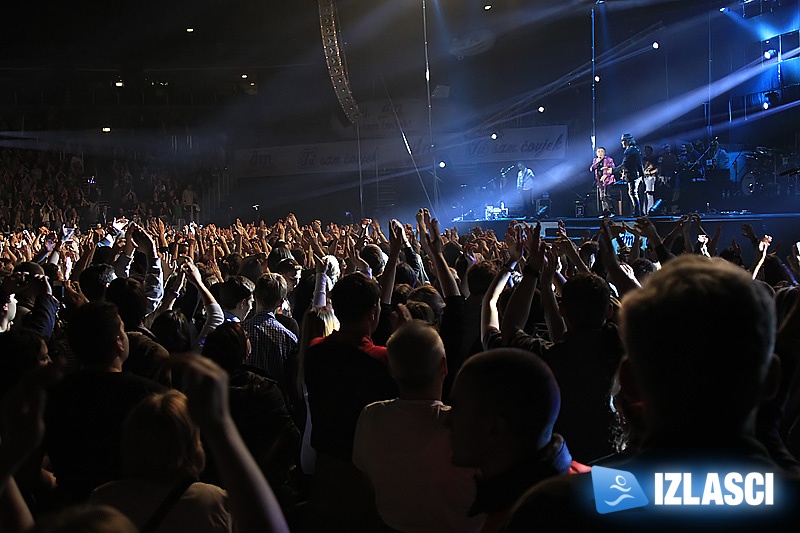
[102,127,111,133]
[594,75,601,82]
[438,161,447,168]
[241,74,248,79]
[763,101,770,110]
[186,28,194,33]
[538,106,545,113]
[652,42,659,49]
[764,49,777,60]
[114,80,124,88]
[491,132,498,140]
[484,4,492,10]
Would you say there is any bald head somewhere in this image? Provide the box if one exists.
[387,320,445,393]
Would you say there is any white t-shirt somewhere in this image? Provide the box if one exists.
[353,399,485,533]
[517,168,535,191]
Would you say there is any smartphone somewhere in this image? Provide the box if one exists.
[52,280,65,301]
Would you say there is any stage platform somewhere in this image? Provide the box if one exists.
[452,212,800,262]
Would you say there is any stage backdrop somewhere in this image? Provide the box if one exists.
[231,126,567,178]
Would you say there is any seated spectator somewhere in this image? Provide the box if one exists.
[91,390,233,533]
[353,320,484,532]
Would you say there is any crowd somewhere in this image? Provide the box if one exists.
[0,147,209,234]
[1,149,800,532]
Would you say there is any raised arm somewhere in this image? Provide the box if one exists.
[380,220,403,306]
[481,224,521,348]
[0,364,63,533]
[172,355,290,533]
[598,219,641,297]
[420,209,459,298]
[633,216,673,265]
[540,247,565,343]
[501,222,543,347]
[182,257,223,350]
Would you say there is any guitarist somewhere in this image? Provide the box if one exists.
[590,147,616,218]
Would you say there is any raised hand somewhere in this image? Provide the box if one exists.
[633,216,661,243]
[504,224,523,264]
[523,222,545,273]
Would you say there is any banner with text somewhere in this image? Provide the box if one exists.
[232,125,567,178]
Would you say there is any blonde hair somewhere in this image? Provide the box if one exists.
[122,390,205,480]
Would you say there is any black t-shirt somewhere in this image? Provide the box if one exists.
[44,371,164,503]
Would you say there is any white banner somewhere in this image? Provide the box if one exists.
[231,125,567,178]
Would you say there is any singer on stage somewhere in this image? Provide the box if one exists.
[590,147,616,217]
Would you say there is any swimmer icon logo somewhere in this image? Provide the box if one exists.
[592,466,649,514]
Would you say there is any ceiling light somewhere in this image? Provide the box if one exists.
[241,74,248,79]
[186,28,194,33]
[102,127,111,133]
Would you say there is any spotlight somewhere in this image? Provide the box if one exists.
[652,42,659,49]
[438,161,447,168]
[594,75,601,82]
[186,28,194,33]
[114,79,124,88]
[484,4,492,10]
[241,74,248,79]
[538,106,545,113]
[252,204,260,211]
[764,49,777,60]
[719,6,726,12]
[491,132,498,140]
[102,127,111,133]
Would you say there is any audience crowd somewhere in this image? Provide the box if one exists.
[2,146,800,532]
[0,147,208,235]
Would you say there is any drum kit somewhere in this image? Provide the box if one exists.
[738,147,799,197]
